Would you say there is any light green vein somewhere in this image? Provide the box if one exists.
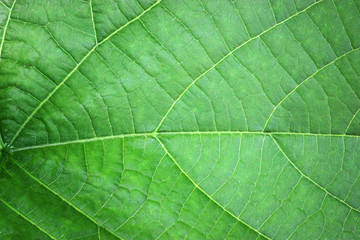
[271,135,360,214]
[8,0,322,146]
[345,106,360,134]
[9,157,123,240]
[0,0,10,10]
[0,0,16,59]
[154,0,323,132]
[12,131,360,152]
[263,46,360,131]
[89,0,97,44]
[8,0,162,146]
[155,136,272,240]
[0,197,56,240]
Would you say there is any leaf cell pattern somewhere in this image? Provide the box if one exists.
[0,0,360,239]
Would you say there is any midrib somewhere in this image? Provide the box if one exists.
[13,131,360,152]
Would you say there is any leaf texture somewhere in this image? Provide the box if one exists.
[0,0,360,239]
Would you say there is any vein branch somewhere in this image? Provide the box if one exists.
[271,135,360,214]
[263,46,360,131]
[9,157,123,240]
[0,197,57,240]
[0,0,16,59]
[8,0,162,146]
[155,136,272,240]
[90,0,98,44]
[345,106,360,134]
[154,0,323,132]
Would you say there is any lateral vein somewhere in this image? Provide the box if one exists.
[263,46,360,131]
[155,136,272,240]
[271,135,360,214]
[0,197,57,240]
[154,0,324,132]
[9,157,123,240]
[8,0,162,146]
[0,0,16,59]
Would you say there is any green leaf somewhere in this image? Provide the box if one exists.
[0,0,360,239]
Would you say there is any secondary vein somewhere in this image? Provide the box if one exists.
[0,197,57,240]
[8,0,162,146]
[154,0,324,132]
[8,0,322,146]
[271,135,360,214]
[0,0,16,59]
[263,46,360,131]
[9,157,123,240]
[155,136,272,240]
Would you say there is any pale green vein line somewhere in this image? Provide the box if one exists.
[0,0,16,59]
[263,46,360,131]
[345,107,360,134]
[271,135,360,214]
[13,132,152,151]
[8,46,91,146]
[154,0,323,132]
[13,131,360,152]
[155,136,272,240]
[0,197,57,240]
[89,0,97,44]
[8,0,162,146]
[10,158,123,240]
[157,131,360,138]
[0,0,10,10]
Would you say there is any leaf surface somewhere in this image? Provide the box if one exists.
[0,0,360,239]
